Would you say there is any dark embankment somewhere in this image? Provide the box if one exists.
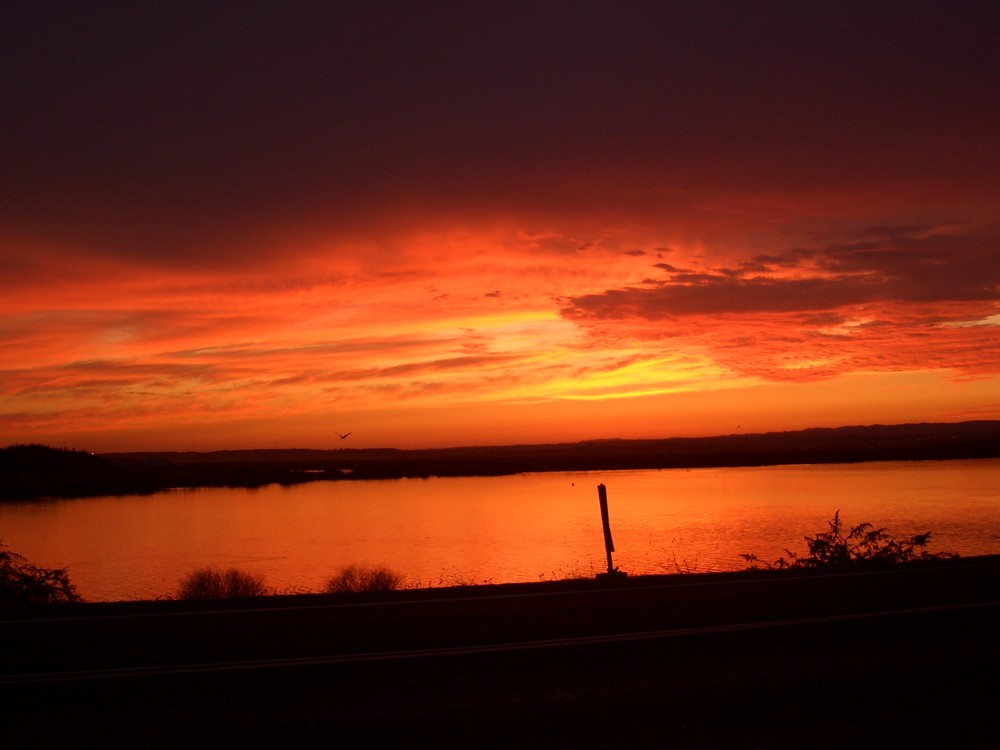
[3,420,1000,500]
[3,556,999,748]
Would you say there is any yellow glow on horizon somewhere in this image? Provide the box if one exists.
[4,213,999,452]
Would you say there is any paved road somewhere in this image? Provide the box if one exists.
[3,559,999,748]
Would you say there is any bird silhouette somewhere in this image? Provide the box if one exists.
[336,432,351,439]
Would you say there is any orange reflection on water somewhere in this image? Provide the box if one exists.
[1,459,998,601]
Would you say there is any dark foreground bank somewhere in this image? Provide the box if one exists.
[3,556,999,748]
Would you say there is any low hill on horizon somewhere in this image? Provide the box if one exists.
[102,419,1000,467]
[4,420,999,500]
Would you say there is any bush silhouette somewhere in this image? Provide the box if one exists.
[0,541,80,605]
[742,510,955,570]
[177,567,268,599]
[325,564,404,594]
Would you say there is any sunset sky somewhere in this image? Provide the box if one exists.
[3,1,999,452]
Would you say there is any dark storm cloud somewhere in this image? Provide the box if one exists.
[561,277,873,319]
[561,230,1000,320]
[3,1,1000,265]
[815,234,1000,303]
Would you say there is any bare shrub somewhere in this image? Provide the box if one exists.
[0,541,80,605]
[742,510,956,570]
[177,567,268,600]
[325,564,404,594]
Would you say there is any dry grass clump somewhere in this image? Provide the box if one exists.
[325,564,404,594]
[177,567,268,600]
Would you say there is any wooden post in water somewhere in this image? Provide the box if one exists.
[597,483,624,578]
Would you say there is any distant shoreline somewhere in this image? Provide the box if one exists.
[3,420,999,501]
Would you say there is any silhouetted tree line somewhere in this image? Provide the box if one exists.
[0,444,327,500]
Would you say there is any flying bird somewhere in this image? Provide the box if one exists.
[336,432,351,439]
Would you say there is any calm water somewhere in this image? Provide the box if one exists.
[2,459,999,602]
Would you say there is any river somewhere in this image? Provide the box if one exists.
[2,459,998,601]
